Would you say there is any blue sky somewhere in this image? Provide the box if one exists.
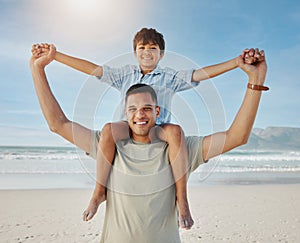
[0,0,299,146]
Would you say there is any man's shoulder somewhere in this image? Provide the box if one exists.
[185,136,206,170]
[185,136,204,156]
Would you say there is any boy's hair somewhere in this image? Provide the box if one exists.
[133,28,165,51]
[125,84,158,104]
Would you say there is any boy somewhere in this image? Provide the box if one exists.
[32,28,256,229]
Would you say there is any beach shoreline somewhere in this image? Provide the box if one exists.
[1,184,299,242]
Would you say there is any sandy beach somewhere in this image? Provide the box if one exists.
[1,184,299,243]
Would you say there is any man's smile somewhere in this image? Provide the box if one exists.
[133,121,148,125]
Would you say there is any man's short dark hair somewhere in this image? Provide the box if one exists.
[125,84,158,104]
[133,28,165,52]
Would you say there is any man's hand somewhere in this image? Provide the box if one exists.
[243,48,265,64]
[30,44,56,68]
[239,48,267,85]
[31,43,51,57]
[236,48,265,65]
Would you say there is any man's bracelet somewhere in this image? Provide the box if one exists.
[247,83,269,91]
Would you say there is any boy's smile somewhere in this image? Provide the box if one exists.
[135,42,164,75]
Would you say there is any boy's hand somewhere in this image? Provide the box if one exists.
[31,43,53,58]
[30,44,56,68]
[241,48,265,64]
[237,48,265,68]
[239,49,267,85]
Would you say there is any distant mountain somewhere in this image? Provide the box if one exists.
[240,127,300,150]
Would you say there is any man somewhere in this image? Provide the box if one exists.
[30,45,268,242]
[32,27,257,228]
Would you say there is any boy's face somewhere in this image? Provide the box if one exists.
[134,41,164,74]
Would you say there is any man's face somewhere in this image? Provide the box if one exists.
[134,41,164,74]
[125,92,160,143]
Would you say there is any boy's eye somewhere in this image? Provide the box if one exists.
[137,45,158,51]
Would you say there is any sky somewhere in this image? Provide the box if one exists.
[0,0,299,146]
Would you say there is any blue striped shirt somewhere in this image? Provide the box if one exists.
[97,65,197,124]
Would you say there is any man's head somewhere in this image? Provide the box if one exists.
[125,84,160,143]
[133,28,165,74]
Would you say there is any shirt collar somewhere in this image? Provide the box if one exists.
[136,65,162,75]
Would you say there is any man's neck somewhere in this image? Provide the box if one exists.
[131,135,151,144]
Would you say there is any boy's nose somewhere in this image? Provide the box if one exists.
[143,49,151,54]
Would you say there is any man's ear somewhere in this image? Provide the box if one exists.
[155,106,160,118]
[134,51,137,58]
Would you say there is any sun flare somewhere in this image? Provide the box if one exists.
[63,0,100,13]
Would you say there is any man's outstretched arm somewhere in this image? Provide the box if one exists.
[202,49,267,161]
[30,44,94,153]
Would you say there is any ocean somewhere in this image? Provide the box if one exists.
[0,146,300,189]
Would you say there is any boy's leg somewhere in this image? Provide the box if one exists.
[83,182,105,221]
[96,121,130,194]
[83,121,129,221]
[158,124,194,230]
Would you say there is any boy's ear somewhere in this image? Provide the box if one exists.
[160,51,164,59]
[134,51,137,58]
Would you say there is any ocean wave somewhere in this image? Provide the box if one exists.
[1,147,300,174]
[1,146,299,160]
[214,168,300,173]
[0,170,93,174]
[0,153,79,160]
[0,146,82,160]
[218,154,300,162]
[196,166,300,173]
[2,165,300,174]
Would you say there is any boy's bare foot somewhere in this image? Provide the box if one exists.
[177,199,194,230]
[82,192,106,221]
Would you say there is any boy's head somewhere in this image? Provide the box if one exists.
[133,28,165,52]
[133,28,165,73]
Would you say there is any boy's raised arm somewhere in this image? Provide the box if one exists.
[55,51,103,76]
[30,44,95,154]
[191,48,261,82]
[192,57,238,82]
[202,49,267,161]
[32,43,103,77]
